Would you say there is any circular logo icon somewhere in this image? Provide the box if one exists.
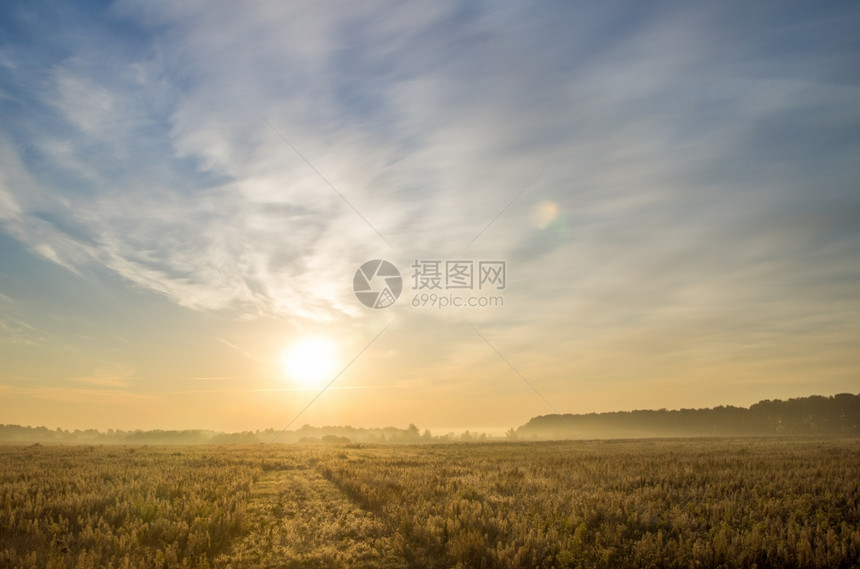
[353,259,402,309]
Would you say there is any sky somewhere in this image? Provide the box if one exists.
[0,0,858,433]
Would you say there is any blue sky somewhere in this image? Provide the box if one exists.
[1,0,858,431]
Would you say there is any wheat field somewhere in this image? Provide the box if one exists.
[1,438,858,568]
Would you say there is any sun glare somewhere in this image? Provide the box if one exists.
[282,337,338,388]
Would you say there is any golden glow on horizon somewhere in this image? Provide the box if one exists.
[282,337,338,389]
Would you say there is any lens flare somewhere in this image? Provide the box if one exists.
[531,200,560,229]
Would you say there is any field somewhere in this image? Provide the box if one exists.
[1,439,858,568]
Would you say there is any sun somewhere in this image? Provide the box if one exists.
[281,337,338,388]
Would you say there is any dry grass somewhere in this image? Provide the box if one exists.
[1,438,858,568]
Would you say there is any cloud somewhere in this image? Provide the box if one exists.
[73,364,136,388]
[0,0,857,349]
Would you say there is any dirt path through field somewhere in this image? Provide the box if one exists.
[215,465,406,569]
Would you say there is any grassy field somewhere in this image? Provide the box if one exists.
[1,438,858,568]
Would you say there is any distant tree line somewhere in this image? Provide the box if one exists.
[3,393,856,444]
[0,422,486,445]
[517,393,860,440]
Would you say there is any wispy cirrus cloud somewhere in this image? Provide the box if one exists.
[72,364,136,388]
